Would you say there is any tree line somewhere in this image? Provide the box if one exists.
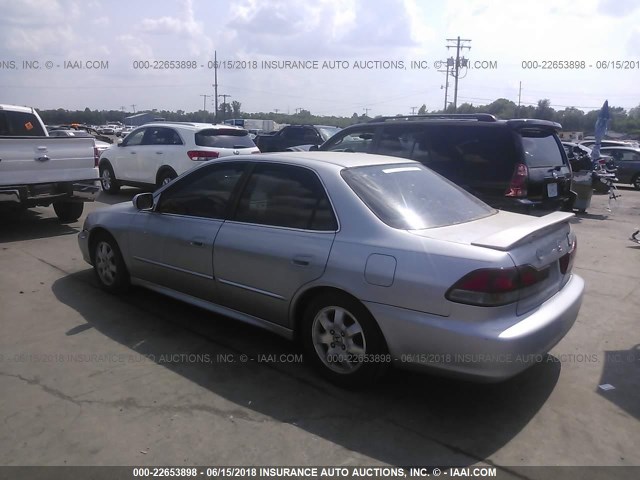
[37,98,640,137]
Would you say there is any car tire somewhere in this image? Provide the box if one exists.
[53,201,84,222]
[301,292,389,388]
[632,174,640,191]
[91,232,129,293]
[100,163,120,194]
[157,170,177,189]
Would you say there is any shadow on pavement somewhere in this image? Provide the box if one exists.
[96,188,147,206]
[597,346,640,420]
[0,208,79,243]
[52,271,561,466]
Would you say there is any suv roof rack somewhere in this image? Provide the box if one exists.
[368,113,498,123]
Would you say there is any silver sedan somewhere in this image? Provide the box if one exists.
[78,152,584,387]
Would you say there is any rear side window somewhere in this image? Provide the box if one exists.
[342,163,495,230]
[234,164,337,231]
[410,125,518,183]
[0,110,46,136]
[521,134,565,167]
[196,129,256,148]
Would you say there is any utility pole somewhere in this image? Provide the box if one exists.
[446,36,471,111]
[130,104,136,114]
[363,107,371,117]
[437,59,452,110]
[517,81,522,116]
[274,109,279,114]
[410,106,417,115]
[200,94,209,121]
[219,94,231,121]
[295,107,303,114]
[213,50,219,122]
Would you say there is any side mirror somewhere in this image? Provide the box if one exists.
[133,192,154,210]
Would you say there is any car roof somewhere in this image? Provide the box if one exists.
[600,146,640,151]
[0,104,34,114]
[138,122,246,131]
[243,151,416,170]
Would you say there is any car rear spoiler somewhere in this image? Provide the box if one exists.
[471,212,574,251]
[507,119,562,133]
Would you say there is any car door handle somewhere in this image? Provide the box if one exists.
[156,151,164,155]
[292,255,311,266]
[190,239,204,247]
[130,151,137,154]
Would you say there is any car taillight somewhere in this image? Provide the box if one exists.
[559,236,577,274]
[93,146,99,167]
[446,264,550,307]
[505,163,528,198]
[187,150,220,161]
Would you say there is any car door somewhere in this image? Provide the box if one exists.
[603,148,640,185]
[137,127,184,183]
[127,161,249,302]
[213,163,338,326]
[114,128,145,181]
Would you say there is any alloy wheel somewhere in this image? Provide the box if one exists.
[95,241,117,286]
[311,306,366,374]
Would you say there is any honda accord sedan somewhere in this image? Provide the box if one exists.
[78,152,584,387]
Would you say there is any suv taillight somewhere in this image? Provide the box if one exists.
[93,146,99,167]
[446,264,550,307]
[505,163,528,198]
[188,150,220,161]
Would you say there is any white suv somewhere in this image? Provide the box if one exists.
[98,122,259,193]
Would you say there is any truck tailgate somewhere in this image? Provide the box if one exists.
[0,137,98,185]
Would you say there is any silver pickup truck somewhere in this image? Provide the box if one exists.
[0,104,100,222]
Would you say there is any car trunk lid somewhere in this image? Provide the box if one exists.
[410,211,576,314]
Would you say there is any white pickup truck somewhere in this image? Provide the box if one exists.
[0,104,100,222]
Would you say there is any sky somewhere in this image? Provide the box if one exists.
[0,0,639,117]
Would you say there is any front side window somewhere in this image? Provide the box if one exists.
[342,163,495,230]
[122,129,145,146]
[321,127,376,153]
[234,164,337,230]
[156,162,247,219]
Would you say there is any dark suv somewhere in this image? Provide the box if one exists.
[314,114,574,212]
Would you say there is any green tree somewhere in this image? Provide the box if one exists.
[231,101,242,117]
[534,99,555,120]
[418,104,427,114]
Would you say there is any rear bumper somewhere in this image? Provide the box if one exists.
[0,180,100,206]
[366,274,584,381]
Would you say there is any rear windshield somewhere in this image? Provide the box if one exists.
[341,163,496,229]
[195,129,256,148]
[0,110,46,136]
[521,134,565,167]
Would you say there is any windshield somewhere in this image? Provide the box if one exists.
[341,163,495,229]
[195,129,256,148]
[318,126,341,141]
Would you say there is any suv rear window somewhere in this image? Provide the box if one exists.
[195,129,256,148]
[341,163,495,229]
[521,134,565,167]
